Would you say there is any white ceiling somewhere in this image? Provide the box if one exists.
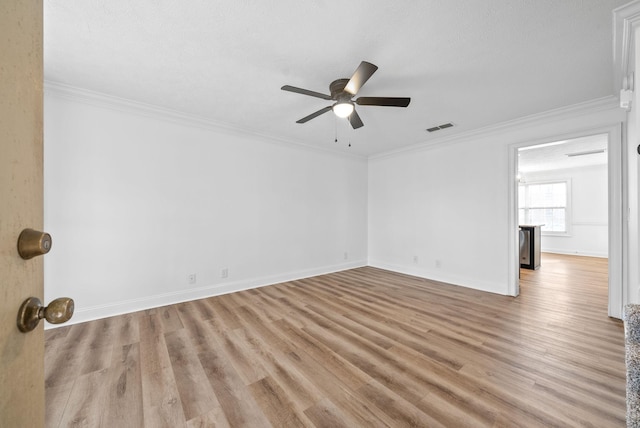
[44,0,628,157]
[518,133,608,174]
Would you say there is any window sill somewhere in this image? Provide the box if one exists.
[542,232,571,237]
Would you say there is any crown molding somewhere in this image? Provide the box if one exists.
[45,81,620,163]
[614,0,640,92]
[369,95,620,161]
[44,80,366,161]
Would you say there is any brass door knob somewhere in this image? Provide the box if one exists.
[17,228,52,259]
[17,297,74,333]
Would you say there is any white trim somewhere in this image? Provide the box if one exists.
[45,260,366,328]
[368,260,504,296]
[371,96,619,161]
[44,80,366,161]
[571,221,609,227]
[614,1,640,92]
[508,141,519,296]
[608,123,625,319]
[612,3,640,317]
[541,249,608,258]
[541,232,572,237]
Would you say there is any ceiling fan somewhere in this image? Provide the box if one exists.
[281,61,411,129]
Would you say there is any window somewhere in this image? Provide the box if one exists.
[518,181,569,234]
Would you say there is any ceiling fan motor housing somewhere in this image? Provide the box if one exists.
[330,79,350,100]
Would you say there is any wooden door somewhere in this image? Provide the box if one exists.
[0,1,45,427]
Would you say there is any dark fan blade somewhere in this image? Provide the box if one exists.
[281,85,332,100]
[344,61,378,95]
[296,106,333,123]
[348,109,364,129]
[356,97,411,107]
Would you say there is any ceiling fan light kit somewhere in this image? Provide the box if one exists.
[281,61,411,130]
[333,102,354,118]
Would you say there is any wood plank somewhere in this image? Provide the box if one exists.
[355,380,445,428]
[140,367,186,428]
[198,349,271,427]
[102,343,144,427]
[45,381,75,428]
[157,305,184,333]
[164,329,221,421]
[45,322,92,388]
[56,369,110,427]
[248,376,314,427]
[138,312,173,375]
[45,253,625,426]
[303,397,362,428]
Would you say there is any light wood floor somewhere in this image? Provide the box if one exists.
[45,253,625,427]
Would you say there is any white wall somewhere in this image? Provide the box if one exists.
[44,87,368,325]
[522,165,608,258]
[368,141,510,293]
[43,85,626,325]
[368,100,624,296]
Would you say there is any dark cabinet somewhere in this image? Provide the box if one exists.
[519,225,541,270]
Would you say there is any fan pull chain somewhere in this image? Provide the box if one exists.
[332,117,352,147]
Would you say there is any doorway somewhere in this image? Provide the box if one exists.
[509,127,624,318]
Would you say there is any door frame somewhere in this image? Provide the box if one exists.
[507,124,626,318]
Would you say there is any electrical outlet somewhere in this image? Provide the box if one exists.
[344,252,348,260]
[221,268,228,278]
[435,259,441,268]
[188,274,196,284]
[413,255,419,264]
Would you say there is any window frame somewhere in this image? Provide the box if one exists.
[518,179,571,237]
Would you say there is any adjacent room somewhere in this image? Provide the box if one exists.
[6,0,640,426]
[517,134,609,281]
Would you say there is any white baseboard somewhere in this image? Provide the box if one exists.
[541,249,608,258]
[46,260,367,329]
[367,260,508,295]
[55,252,608,329]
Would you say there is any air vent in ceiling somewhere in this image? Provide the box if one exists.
[426,123,454,132]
